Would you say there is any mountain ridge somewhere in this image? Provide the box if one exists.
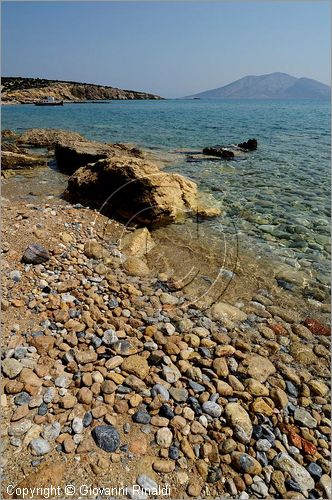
[186,72,330,99]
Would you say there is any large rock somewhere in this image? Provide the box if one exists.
[65,154,219,226]
[21,243,50,264]
[55,139,113,173]
[17,128,85,148]
[2,359,23,379]
[91,425,120,452]
[210,302,247,322]
[1,151,47,170]
[55,139,143,173]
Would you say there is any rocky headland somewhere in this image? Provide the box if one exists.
[1,128,331,499]
[1,77,162,104]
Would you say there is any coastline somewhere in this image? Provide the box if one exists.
[1,127,331,498]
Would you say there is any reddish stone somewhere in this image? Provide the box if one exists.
[303,318,330,336]
[129,436,147,455]
[302,439,317,456]
[268,323,288,336]
[288,428,317,456]
[289,430,303,449]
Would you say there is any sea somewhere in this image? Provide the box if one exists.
[2,98,331,298]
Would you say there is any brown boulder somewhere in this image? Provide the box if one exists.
[17,128,85,148]
[123,257,150,277]
[65,154,220,226]
[2,143,26,153]
[55,139,114,173]
[2,129,18,140]
[121,355,149,379]
[54,135,144,174]
[1,151,47,170]
[31,335,55,354]
[119,227,155,257]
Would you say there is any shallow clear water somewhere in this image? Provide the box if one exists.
[2,99,330,291]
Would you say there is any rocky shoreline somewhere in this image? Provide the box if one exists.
[1,129,331,499]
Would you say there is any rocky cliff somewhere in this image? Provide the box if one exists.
[1,77,162,103]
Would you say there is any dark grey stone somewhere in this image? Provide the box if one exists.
[285,479,302,492]
[188,396,203,416]
[286,381,298,397]
[307,462,323,480]
[207,468,222,483]
[188,381,205,392]
[252,424,275,444]
[22,243,50,264]
[14,392,31,406]
[83,411,93,427]
[92,425,120,452]
[159,404,174,420]
[132,411,151,424]
[169,446,179,460]
[38,403,48,416]
[256,451,268,467]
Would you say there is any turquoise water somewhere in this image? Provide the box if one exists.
[2,99,331,292]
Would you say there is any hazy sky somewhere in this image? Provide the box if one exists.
[2,1,330,97]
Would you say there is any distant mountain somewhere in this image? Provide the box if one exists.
[1,77,162,103]
[186,72,330,99]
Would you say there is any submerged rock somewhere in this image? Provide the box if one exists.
[119,227,155,258]
[202,146,235,158]
[238,138,257,151]
[210,302,247,322]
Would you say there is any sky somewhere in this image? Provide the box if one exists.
[1,1,330,98]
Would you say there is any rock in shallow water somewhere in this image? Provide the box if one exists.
[210,302,247,322]
[91,425,120,452]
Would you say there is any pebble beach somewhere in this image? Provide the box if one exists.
[1,127,331,499]
[1,134,331,500]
